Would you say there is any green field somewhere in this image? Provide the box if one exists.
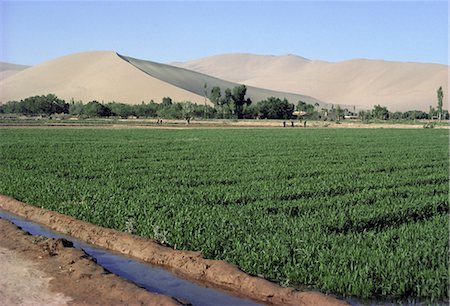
[0,128,448,301]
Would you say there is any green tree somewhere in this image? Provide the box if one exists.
[297,101,318,119]
[180,102,195,121]
[157,102,182,119]
[161,97,173,107]
[429,106,436,120]
[359,110,372,122]
[437,86,443,122]
[209,86,222,106]
[107,102,134,118]
[214,88,233,118]
[134,101,159,118]
[258,97,294,119]
[232,85,251,119]
[0,101,21,114]
[83,101,112,117]
[242,104,259,119]
[336,105,344,120]
[372,104,389,120]
[69,101,84,116]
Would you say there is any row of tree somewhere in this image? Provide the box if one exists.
[0,94,69,115]
[359,104,449,121]
[0,86,447,121]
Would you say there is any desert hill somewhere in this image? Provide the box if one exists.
[0,52,207,104]
[0,52,325,107]
[173,53,449,111]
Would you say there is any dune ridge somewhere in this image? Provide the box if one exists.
[120,54,326,107]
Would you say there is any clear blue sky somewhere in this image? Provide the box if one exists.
[0,1,448,65]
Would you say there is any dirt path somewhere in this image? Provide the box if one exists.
[0,218,180,306]
[0,118,448,129]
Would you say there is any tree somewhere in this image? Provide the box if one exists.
[209,86,222,106]
[437,86,443,122]
[134,101,158,118]
[231,85,251,119]
[107,102,134,118]
[83,101,112,117]
[180,102,195,121]
[390,112,402,120]
[297,100,318,119]
[372,104,389,120]
[429,105,436,120]
[157,102,182,119]
[69,101,84,116]
[258,97,294,119]
[161,97,173,107]
[216,88,233,118]
[359,110,371,122]
[243,104,259,119]
[336,105,344,120]
[203,83,208,117]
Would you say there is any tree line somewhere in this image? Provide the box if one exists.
[0,86,447,121]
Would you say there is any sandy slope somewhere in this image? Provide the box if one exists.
[0,51,206,104]
[174,53,449,111]
[121,54,326,107]
[0,62,30,81]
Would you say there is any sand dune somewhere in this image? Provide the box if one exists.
[2,51,446,111]
[174,53,449,111]
[0,52,325,107]
[121,54,325,107]
[0,52,207,104]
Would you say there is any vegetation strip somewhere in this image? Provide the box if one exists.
[0,195,346,306]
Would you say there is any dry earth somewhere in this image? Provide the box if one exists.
[0,195,348,306]
[0,218,180,306]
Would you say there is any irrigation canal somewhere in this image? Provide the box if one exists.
[0,209,262,306]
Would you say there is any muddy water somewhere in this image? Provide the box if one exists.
[0,210,262,306]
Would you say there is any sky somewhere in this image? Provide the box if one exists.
[0,1,448,66]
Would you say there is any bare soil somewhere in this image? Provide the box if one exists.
[0,195,347,306]
[0,218,180,306]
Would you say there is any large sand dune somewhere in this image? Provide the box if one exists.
[174,53,449,111]
[0,51,325,107]
[0,51,207,104]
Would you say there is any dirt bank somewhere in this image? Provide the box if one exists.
[0,195,347,306]
[0,218,180,306]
